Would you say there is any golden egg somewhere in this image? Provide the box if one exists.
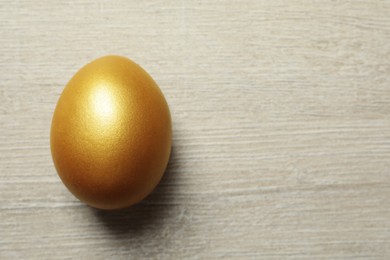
[50,55,172,210]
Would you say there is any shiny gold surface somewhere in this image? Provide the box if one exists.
[50,56,172,210]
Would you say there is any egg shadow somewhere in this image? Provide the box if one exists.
[91,144,180,238]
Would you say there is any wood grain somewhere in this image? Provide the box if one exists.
[1,1,390,259]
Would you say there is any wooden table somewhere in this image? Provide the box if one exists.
[1,1,389,259]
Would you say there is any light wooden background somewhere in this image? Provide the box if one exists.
[1,1,390,259]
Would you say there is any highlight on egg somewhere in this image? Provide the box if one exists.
[50,55,172,210]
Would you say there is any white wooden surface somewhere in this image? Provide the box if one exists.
[1,1,390,259]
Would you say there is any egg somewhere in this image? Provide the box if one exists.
[50,55,172,210]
